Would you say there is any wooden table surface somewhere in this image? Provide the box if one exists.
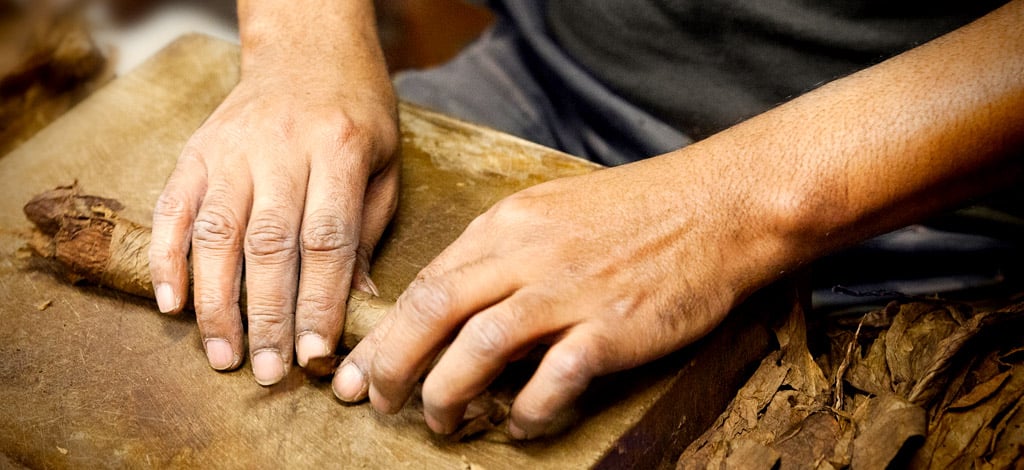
[0,35,775,469]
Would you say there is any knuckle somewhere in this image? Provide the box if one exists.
[247,288,296,313]
[152,191,192,221]
[492,193,533,220]
[547,343,595,388]
[193,298,236,328]
[300,213,356,254]
[267,114,298,141]
[312,115,361,154]
[192,207,241,250]
[510,293,552,322]
[463,212,490,234]
[331,117,359,142]
[246,310,292,348]
[371,351,406,384]
[177,142,206,165]
[245,214,298,259]
[247,308,291,329]
[461,315,511,358]
[513,399,548,426]
[422,377,461,411]
[399,279,456,327]
[296,291,343,317]
[147,241,176,267]
[474,193,535,233]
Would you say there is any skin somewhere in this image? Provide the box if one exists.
[334,0,1024,439]
[151,0,1023,439]
[148,0,399,385]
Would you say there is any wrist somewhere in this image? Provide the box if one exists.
[665,138,833,298]
[236,0,383,81]
[640,146,803,302]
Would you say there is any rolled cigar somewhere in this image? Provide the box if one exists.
[22,184,392,352]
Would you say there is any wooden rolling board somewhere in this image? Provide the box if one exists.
[0,35,777,469]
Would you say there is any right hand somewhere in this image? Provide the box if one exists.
[147,44,400,385]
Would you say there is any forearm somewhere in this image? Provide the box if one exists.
[237,0,391,97]
[664,0,1023,289]
[327,0,1020,435]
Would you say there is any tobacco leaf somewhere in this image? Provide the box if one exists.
[843,328,892,397]
[947,369,1011,410]
[722,355,790,435]
[679,301,841,469]
[678,299,1024,469]
[772,410,849,469]
[850,393,925,469]
[449,393,512,442]
[722,439,779,469]
[884,303,965,399]
[985,393,1024,469]
[678,351,791,467]
[912,364,1024,467]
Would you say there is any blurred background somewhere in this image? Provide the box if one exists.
[0,0,493,155]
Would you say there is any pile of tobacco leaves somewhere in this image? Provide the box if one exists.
[678,297,1024,469]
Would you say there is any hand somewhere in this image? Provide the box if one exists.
[332,0,1024,439]
[148,50,399,385]
[333,153,787,439]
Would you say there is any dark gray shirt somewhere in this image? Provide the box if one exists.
[546,0,1008,140]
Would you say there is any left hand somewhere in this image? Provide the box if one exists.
[332,152,788,439]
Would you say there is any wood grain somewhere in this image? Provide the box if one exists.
[0,34,778,468]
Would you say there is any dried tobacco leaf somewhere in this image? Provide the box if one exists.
[947,370,1011,410]
[771,410,849,469]
[679,301,840,469]
[884,303,965,399]
[722,439,779,469]
[984,393,1024,468]
[912,367,1024,467]
[850,393,925,469]
[678,299,1024,469]
[845,329,892,397]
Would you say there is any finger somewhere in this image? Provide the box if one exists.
[294,155,365,368]
[244,162,308,386]
[333,208,510,405]
[368,260,520,414]
[350,158,400,295]
[421,291,571,435]
[331,302,397,403]
[149,149,206,314]
[334,188,488,405]
[508,328,607,440]
[191,175,251,373]
[330,161,400,402]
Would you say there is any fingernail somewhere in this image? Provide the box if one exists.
[363,274,380,297]
[424,413,443,435]
[252,350,285,386]
[508,421,529,440]
[205,338,237,370]
[424,411,453,435]
[296,333,328,367]
[368,385,399,413]
[333,363,366,402]
[369,384,397,414]
[355,272,380,296]
[154,283,177,313]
